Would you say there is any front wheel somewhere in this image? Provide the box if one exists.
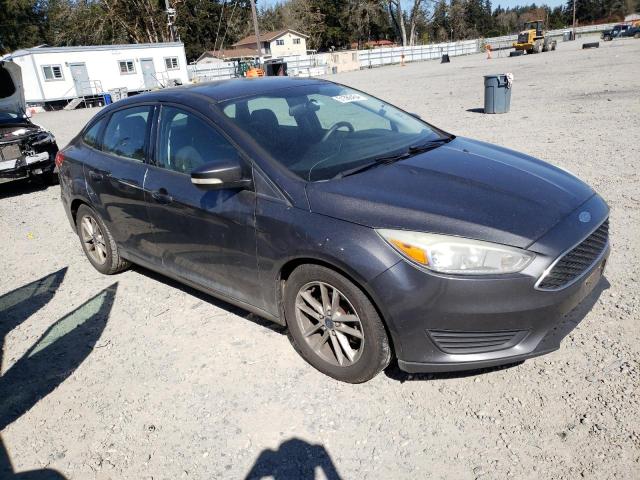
[284,264,391,383]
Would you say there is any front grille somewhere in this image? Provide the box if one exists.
[537,219,609,291]
[517,33,529,44]
[428,329,527,354]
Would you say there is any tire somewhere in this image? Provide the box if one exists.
[76,204,130,275]
[284,264,391,383]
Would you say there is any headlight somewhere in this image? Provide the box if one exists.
[377,229,534,275]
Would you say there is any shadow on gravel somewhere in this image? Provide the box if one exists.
[0,271,118,479]
[133,266,287,334]
[0,438,66,480]
[0,269,67,371]
[385,276,610,383]
[245,438,342,480]
[466,107,485,113]
[0,179,52,200]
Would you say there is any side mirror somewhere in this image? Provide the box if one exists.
[191,159,251,190]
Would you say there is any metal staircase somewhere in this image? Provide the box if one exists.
[63,97,84,111]
[63,80,105,110]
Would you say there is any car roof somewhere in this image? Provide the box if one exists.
[116,77,333,107]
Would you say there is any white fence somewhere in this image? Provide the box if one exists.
[188,54,329,82]
[188,22,620,83]
[358,40,477,68]
[188,62,236,82]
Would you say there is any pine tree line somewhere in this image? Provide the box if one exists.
[1,0,638,59]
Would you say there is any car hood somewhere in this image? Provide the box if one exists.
[305,137,595,249]
[0,61,26,115]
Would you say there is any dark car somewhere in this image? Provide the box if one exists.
[0,61,58,185]
[601,23,639,40]
[620,26,640,38]
[57,77,609,383]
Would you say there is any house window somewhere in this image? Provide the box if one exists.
[276,39,285,46]
[164,57,179,70]
[118,60,135,74]
[293,38,301,45]
[42,65,63,81]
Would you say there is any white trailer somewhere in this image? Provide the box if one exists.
[6,43,189,108]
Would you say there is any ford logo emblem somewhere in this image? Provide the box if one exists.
[578,211,591,223]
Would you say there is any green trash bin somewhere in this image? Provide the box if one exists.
[484,74,512,114]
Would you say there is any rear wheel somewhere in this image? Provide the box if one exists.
[284,264,391,383]
[76,204,130,275]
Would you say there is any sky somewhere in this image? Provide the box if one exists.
[257,0,568,11]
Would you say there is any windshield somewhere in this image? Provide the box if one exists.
[219,83,445,181]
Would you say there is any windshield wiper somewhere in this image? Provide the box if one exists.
[333,137,453,179]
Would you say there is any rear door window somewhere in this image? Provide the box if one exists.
[102,106,152,161]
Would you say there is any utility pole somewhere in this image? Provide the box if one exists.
[165,0,178,42]
[572,0,577,40]
[249,0,261,62]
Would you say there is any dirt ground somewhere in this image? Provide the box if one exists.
[1,36,639,479]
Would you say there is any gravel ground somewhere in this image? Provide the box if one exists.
[1,36,639,479]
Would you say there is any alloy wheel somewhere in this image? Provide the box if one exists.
[294,281,365,367]
[80,215,107,265]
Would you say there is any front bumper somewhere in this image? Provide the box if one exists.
[370,196,610,373]
[0,151,54,181]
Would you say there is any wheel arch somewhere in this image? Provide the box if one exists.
[277,256,399,358]
[70,198,90,227]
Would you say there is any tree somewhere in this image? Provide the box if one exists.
[343,0,391,48]
[174,0,253,61]
[449,0,469,39]
[429,0,450,41]
[386,0,429,46]
[0,0,47,53]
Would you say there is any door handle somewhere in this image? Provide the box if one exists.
[151,189,173,204]
[89,171,103,181]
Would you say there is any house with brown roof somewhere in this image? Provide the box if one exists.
[232,29,309,57]
[195,47,259,64]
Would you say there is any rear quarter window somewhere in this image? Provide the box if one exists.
[82,118,106,149]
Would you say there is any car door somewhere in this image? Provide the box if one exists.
[84,104,158,264]
[143,104,261,306]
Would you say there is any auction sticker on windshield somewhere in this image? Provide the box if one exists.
[332,93,367,103]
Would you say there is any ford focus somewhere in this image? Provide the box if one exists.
[57,78,609,383]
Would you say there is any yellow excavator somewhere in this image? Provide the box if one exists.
[513,20,557,54]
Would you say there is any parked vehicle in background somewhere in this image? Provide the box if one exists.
[601,24,639,40]
[620,26,640,38]
[57,78,609,383]
[513,20,557,53]
[0,61,58,185]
